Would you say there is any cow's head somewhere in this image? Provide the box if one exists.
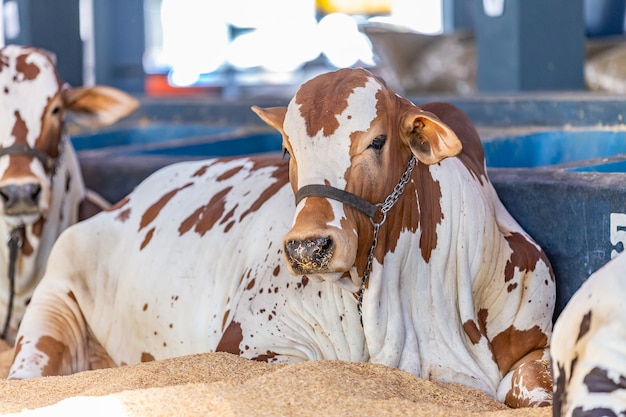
[253,68,462,288]
[0,45,138,229]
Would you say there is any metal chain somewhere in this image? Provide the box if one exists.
[377,156,416,218]
[357,156,416,324]
[357,220,380,325]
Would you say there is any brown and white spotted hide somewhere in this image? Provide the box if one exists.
[552,251,626,417]
[0,45,137,343]
[9,156,367,380]
[8,69,554,411]
[252,68,555,408]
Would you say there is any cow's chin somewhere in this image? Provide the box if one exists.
[4,213,41,230]
[307,267,360,293]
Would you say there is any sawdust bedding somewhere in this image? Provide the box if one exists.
[0,340,551,417]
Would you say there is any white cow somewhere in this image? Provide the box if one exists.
[9,68,554,409]
[0,45,138,343]
[551,251,626,417]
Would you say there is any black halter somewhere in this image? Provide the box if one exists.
[1,226,22,339]
[295,184,379,219]
[0,144,57,172]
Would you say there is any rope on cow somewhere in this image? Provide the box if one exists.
[2,226,23,340]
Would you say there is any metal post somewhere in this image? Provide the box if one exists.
[475,0,585,92]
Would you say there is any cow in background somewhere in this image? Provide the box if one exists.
[0,45,138,343]
[9,68,554,409]
[551,251,626,417]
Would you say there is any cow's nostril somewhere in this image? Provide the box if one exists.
[26,183,41,205]
[0,188,11,205]
[284,237,334,274]
[315,237,333,259]
[0,185,18,208]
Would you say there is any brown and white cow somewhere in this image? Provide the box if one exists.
[8,68,554,408]
[551,251,626,417]
[0,45,138,343]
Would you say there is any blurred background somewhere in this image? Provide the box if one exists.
[2,0,626,99]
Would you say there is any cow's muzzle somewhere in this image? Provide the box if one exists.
[0,183,42,216]
[284,236,334,274]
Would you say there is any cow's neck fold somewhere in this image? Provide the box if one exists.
[357,155,416,323]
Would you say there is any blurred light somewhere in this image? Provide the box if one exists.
[259,19,321,72]
[168,68,201,87]
[227,31,264,70]
[144,0,421,83]
[317,0,392,15]
[228,15,321,73]
[369,0,443,34]
[3,1,19,40]
[225,0,316,29]
[79,0,95,86]
[394,0,442,34]
[318,13,374,68]
[161,0,229,77]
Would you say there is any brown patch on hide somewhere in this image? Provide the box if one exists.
[15,53,41,81]
[295,68,373,138]
[178,187,231,237]
[491,325,548,375]
[216,320,243,355]
[415,163,443,263]
[140,183,193,231]
[36,336,69,377]
[239,159,289,222]
[504,233,554,283]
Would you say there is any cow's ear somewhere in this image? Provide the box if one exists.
[62,85,139,128]
[251,106,287,134]
[402,110,462,165]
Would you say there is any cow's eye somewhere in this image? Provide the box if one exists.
[368,135,386,151]
[51,106,61,115]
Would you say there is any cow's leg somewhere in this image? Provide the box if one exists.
[496,348,552,408]
[8,283,93,379]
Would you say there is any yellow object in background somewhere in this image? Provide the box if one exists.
[316,0,392,14]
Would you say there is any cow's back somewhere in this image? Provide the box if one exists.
[75,157,291,361]
[552,252,626,417]
[26,156,367,370]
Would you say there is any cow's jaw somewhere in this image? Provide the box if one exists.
[303,268,360,293]
[3,212,41,229]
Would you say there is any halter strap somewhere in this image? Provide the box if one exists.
[1,226,22,340]
[295,184,379,219]
[0,144,57,171]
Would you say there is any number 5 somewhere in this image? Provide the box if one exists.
[610,212,626,258]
